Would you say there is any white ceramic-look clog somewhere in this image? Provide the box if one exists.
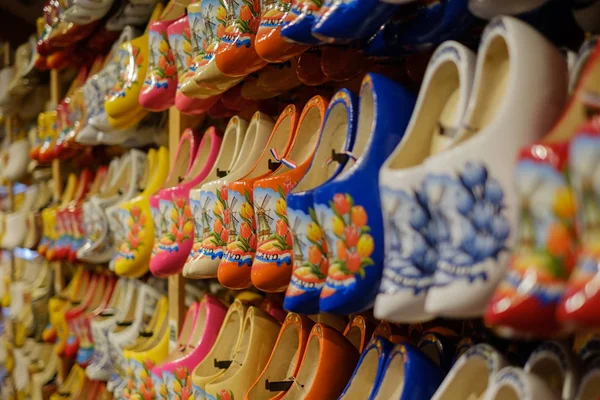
[375,40,476,323]
[423,16,569,318]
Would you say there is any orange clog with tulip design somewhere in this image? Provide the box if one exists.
[251,96,328,293]
[216,106,298,289]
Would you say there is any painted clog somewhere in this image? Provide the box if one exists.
[183,116,249,279]
[313,73,416,314]
[214,0,266,77]
[364,0,477,57]
[343,315,376,354]
[150,128,223,277]
[432,344,507,400]
[255,0,309,63]
[216,108,296,289]
[112,147,169,277]
[179,2,245,99]
[423,16,569,319]
[245,313,314,400]
[284,89,358,314]
[311,0,397,44]
[139,1,192,112]
[280,323,358,400]
[372,343,443,400]
[251,96,328,292]
[280,0,325,46]
[168,15,221,115]
[339,336,394,400]
[157,295,228,399]
[524,342,581,400]
[483,367,561,400]
[375,41,476,324]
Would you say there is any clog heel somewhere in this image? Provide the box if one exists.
[139,0,194,111]
[313,73,416,314]
[112,147,169,277]
[150,128,222,276]
[280,323,359,400]
[190,300,249,399]
[245,313,314,400]
[252,96,329,293]
[374,41,476,324]
[212,108,296,287]
[423,16,569,319]
[184,116,249,278]
[339,336,394,400]
[284,89,358,314]
[204,306,281,400]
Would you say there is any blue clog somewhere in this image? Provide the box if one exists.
[281,0,326,45]
[314,73,416,314]
[365,0,478,57]
[373,343,444,399]
[339,337,394,400]
[311,0,399,44]
[284,89,359,314]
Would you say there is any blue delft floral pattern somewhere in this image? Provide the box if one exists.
[426,162,510,285]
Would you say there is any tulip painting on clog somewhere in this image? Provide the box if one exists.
[215,0,265,77]
[316,194,375,294]
[558,123,600,328]
[153,197,195,259]
[139,21,178,111]
[485,143,575,338]
[255,0,309,63]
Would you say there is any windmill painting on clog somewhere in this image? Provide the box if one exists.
[251,96,328,293]
[284,89,358,314]
[214,108,294,288]
[374,41,476,324]
[312,73,416,314]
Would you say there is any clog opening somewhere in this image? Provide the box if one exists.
[433,356,491,400]
[246,322,301,400]
[245,114,293,179]
[493,385,520,400]
[192,307,243,378]
[468,0,548,19]
[183,304,207,355]
[200,121,243,184]
[339,346,380,399]
[165,137,192,187]
[182,133,213,184]
[97,156,131,199]
[97,281,124,322]
[344,325,363,352]
[209,310,254,386]
[373,353,405,400]
[137,150,154,193]
[527,357,564,398]
[338,85,374,176]
[272,106,322,177]
[459,34,510,143]
[579,374,600,400]
[282,334,321,400]
[230,117,260,173]
[388,60,461,170]
[294,102,349,192]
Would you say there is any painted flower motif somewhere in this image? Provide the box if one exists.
[350,206,367,228]
[333,193,351,215]
[217,389,234,400]
[240,202,254,220]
